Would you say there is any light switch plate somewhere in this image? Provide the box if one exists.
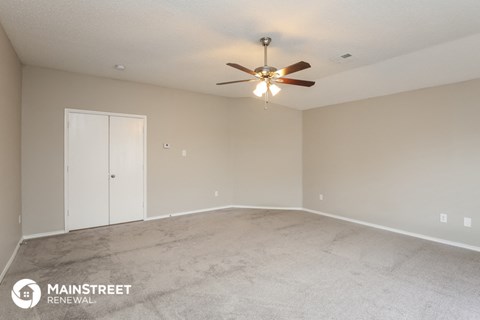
[464,217,472,227]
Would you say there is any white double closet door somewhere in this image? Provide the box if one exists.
[66,111,146,231]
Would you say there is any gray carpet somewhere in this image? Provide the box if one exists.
[1,208,480,319]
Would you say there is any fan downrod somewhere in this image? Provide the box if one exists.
[257,37,275,76]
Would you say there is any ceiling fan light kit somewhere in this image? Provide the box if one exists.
[217,37,315,105]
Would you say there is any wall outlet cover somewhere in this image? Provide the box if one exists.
[440,213,448,223]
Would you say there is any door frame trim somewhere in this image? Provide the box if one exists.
[64,108,148,232]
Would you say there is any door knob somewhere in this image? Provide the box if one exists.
[110,174,116,178]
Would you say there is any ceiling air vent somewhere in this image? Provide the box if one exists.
[330,53,354,64]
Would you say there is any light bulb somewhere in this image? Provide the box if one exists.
[253,81,268,97]
[269,84,281,96]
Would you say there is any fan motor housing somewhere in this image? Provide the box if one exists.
[254,65,277,78]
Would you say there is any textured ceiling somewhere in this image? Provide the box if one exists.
[1,0,480,109]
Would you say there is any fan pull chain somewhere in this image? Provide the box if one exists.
[264,90,269,110]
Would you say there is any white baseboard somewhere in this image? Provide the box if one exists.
[23,230,66,240]
[303,208,480,253]
[145,205,234,221]
[0,237,22,284]
[232,205,304,211]
[145,205,303,221]
[146,205,480,253]
[17,206,480,256]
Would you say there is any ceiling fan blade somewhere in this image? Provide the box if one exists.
[216,79,259,85]
[274,78,315,87]
[226,63,257,76]
[275,61,311,77]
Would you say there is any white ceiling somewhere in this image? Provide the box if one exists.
[1,0,480,109]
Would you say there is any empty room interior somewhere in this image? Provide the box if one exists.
[1,1,480,319]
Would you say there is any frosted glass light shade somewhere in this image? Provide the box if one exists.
[253,81,268,97]
[269,84,281,96]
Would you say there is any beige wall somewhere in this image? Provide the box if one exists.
[21,67,304,236]
[303,79,480,247]
[0,23,22,275]
[22,66,233,235]
[21,65,480,248]
[230,99,303,207]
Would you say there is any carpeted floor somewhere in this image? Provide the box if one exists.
[1,208,480,319]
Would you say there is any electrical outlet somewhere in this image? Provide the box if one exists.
[319,194,324,201]
[214,191,219,197]
[18,215,22,224]
[440,213,448,223]
[182,150,187,157]
[464,217,472,228]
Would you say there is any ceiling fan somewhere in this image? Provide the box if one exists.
[217,37,315,101]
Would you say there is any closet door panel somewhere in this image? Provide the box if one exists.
[68,113,110,230]
[109,116,144,224]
